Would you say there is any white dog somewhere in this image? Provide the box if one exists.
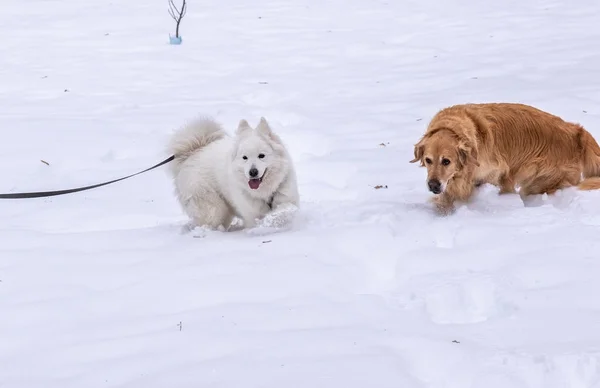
[167,116,300,230]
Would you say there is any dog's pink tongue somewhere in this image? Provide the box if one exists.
[248,179,261,190]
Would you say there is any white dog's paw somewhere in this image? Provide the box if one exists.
[226,217,245,232]
[180,221,196,234]
[191,226,213,238]
[247,203,299,235]
[190,224,226,238]
[263,203,299,227]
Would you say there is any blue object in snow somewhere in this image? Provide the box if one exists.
[169,35,182,45]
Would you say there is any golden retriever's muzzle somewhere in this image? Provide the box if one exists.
[428,179,442,194]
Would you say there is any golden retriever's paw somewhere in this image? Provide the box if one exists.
[498,187,517,195]
[520,193,545,208]
[435,205,456,216]
[430,196,455,216]
[433,201,456,216]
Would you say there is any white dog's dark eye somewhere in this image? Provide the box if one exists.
[242,156,248,160]
[441,158,451,166]
[425,158,433,165]
[258,153,265,159]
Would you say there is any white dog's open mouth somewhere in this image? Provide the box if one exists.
[248,177,262,190]
[248,170,266,190]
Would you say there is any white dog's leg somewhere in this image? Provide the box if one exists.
[230,194,271,228]
[184,193,234,230]
[270,174,299,203]
[238,205,270,228]
[269,174,300,210]
[250,180,299,230]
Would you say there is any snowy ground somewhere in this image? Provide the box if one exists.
[2,0,600,387]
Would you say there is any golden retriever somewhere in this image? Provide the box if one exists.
[410,103,600,214]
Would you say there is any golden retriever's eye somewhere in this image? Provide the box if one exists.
[441,158,451,166]
[242,156,248,160]
[258,153,265,159]
[425,158,433,165]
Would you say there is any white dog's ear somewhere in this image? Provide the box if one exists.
[236,119,252,135]
[256,117,272,135]
[257,116,284,144]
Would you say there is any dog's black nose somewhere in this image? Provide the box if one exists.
[249,167,259,178]
[428,179,442,194]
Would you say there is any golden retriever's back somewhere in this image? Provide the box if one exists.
[430,103,586,168]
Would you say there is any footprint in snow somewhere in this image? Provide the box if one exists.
[430,217,459,248]
[424,276,500,325]
[471,371,528,388]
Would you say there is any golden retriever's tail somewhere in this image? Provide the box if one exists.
[578,177,600,191]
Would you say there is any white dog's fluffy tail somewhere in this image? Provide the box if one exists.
[168,117,225,167]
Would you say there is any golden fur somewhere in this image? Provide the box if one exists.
[410,103,600,214]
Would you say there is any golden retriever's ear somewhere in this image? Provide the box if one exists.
[410,139,425,164]
[458,142,480,167]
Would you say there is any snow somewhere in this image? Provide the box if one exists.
[2,0,600,387]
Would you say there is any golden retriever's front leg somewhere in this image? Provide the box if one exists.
[431,193,455,216]
[433,177,476,215]
[498,174,516,195]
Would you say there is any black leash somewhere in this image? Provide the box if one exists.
[0,155,174,199]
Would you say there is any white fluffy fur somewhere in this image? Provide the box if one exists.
[167,116,300,230]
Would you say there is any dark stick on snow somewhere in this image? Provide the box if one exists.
[169,0,187,38]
